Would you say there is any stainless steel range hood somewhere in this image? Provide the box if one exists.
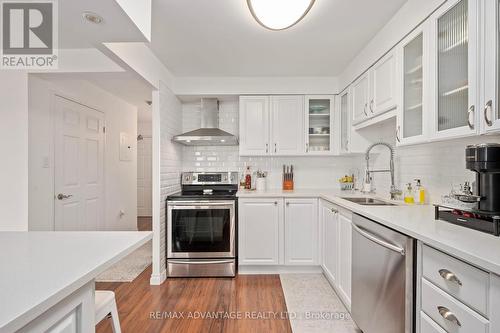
[172,98,238,146]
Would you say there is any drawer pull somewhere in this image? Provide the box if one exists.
[437,306,462,327]
[438,269,462,286]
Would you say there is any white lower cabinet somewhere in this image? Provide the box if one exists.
[238,197,319,267]
[238,198,282,265]
[320,200,352,309]
[284,198,319,265]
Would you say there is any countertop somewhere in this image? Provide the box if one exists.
[0,231,152,333]
[238,189,500,276]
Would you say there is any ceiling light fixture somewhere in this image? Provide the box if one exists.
[82,12,104,24]
[247,0,315,31]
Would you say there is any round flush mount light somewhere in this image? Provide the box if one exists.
[247,0,316,31]
[82,12,104,24]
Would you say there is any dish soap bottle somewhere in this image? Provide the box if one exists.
[414,179,426,205]
[404,183,415,204]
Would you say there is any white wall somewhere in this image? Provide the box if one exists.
[0,72,29,231]
[28,75,138,231]
[151,82,183,285]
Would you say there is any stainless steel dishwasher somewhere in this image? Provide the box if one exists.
[351,213,414,333]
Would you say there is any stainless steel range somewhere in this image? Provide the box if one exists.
[166,172,238,277]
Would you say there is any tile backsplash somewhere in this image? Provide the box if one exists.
[180,99,500,202]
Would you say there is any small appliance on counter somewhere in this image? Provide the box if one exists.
[435,143,500,236]
[282,165,294,190]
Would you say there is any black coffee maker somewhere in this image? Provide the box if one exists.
[466,143,500,213]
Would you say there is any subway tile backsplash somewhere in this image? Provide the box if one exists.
[180,100,500,202]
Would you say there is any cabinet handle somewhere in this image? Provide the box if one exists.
[266,143,269,153]
[286,202,289,207]
[370,99,374,113]
[484,100,493,127]
[274,143,277,153]
[437,306,461,327]
[467,105,475,130]
[330,208,338,214]
[438,269,462,286]
[363,103,368,116]
[306,142,309,153]
[274,201,278,205]
[396,126,401,143]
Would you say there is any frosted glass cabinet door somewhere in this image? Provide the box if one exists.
[483,0,500,132]
[430,0,478,139]
[340,90,350,153]
[305,95,334,155]
[398,26,427,145]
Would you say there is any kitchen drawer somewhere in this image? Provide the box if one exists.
[420,312,447,333]
[422,245,489,316]
[421,278,489,333]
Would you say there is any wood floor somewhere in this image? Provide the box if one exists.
[96,268,292,333]
[96,217,291,333]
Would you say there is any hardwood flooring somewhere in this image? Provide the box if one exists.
[96,268,292,333]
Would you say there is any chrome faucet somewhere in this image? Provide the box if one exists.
[364,142,402,200]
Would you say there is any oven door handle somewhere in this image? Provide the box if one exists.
[168,201,235,206]
[352,223,406,256]
[168,260,234,265]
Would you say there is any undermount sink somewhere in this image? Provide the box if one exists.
[341,197,396,206]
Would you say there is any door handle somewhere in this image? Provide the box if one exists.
[352,223,406,255]
[438,269,462,286]
[266,143,269,153]
[437,306,461,327]
[467,105,475,130]
[484,100,493,126]
[56,193,73,200]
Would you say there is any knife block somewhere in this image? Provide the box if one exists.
[283,180,294,191]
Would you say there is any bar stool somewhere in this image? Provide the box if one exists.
[95,290,121,333]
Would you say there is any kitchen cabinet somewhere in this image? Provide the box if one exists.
[238,198,282,265]
[338,211,352,308]
[271,96,305,155]
[352,73,370,123]
[239,95,305,156]
[482,0,500,132]
[239,96,270,155]
[397,25,429,146]
[338,89,350,154]
[305,95,335,154]
[320,200,339,285]
[284,198,319,265]
[370,50,398,115]
[428,0,479,140]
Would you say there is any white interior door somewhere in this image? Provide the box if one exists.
[54,96,104,231]
[137,137,152,216]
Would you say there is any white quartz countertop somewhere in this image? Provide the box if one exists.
[238,189,500,276]
[0,231,152,333]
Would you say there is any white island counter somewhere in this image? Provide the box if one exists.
[0,231,152,333]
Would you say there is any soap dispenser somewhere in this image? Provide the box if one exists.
[414,179,426,205]
[404,183,415,204]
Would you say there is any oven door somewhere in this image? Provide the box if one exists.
[167,200,235,258]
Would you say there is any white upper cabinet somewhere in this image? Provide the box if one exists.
[397,25,429,146]
[271,96,305,155]
[284,198,319,265]
[428,0,479,140]
[370,50,398,115]
[239,96,270,155]
[352,73,370,124]
[482,0,500,132]
[305,95,335,155]
[239,95,306,156]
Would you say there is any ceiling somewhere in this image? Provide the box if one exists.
[149,0,408,77]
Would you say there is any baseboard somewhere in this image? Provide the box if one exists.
[149,269,167,285]
[238,265,323,275]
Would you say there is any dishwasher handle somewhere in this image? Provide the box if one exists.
[352,223,406,256]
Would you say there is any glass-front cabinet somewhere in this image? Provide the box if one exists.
[339,90,350,153]
[398,26,427,145]
[483,0,500,132]
[429,0,479,139]
[305,95,334,155]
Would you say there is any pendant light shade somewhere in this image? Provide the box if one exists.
[247,0,315,30]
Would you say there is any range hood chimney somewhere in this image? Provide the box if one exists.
[172,98,239,146]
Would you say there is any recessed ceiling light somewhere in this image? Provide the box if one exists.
[82,12,104,24]
[247,0,315,31]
